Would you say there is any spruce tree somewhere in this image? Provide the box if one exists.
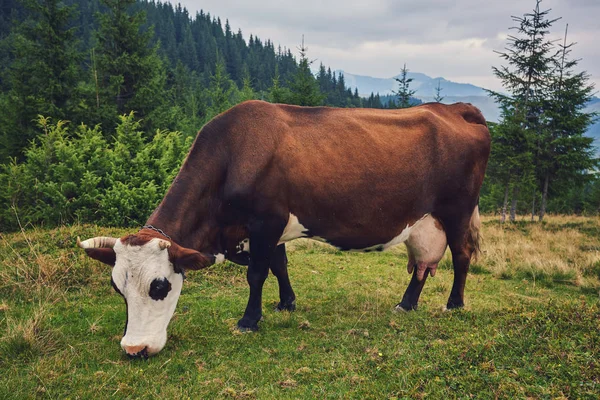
[488,0,558,222]
[205,52,235,120]
[394,64,416,108]
[268,64,291,103]
[287,37,324,106]
[237,66,256,102]
[433,79,444,103]
[94,0,166,128]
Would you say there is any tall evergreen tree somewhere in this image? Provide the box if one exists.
[433,79,444,103]
[237,66,256,102]
[287,37,324,106]
[268,64,291,103]
[94,0,166,129]
[205,52,236,120]
[394,63,416,108]
[488,0,559,222]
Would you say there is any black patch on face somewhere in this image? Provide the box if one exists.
[149,277,172,301]
[123,298,129,336]
[111,277,123,296]
[110,277,128,335]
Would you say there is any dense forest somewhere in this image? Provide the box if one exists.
[0,0,597,231]
[0,0,412,230]
[0,0,400,163]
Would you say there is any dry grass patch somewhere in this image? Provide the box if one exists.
[0,224,128,300]
[479,215,600,288]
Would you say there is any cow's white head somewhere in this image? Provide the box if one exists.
[78,233,216,357]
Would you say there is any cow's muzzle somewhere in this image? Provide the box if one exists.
[124,345,149,359]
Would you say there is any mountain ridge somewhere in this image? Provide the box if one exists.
[339,69,599,154]
[337,70,489,98]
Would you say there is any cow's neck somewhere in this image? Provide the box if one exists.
[145,139,224,253]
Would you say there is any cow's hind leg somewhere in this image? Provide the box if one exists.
[270,244,296,311]
[396,215,447,311]
[238,217,286,331]
[446,206,481,309]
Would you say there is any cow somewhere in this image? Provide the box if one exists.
[78,100,490,358]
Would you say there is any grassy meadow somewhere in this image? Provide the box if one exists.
[1,215,599,398]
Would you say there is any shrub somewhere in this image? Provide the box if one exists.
[0,114,192,230]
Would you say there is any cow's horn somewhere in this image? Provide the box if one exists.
[77,236,117,249]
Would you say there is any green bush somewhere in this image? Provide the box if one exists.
[0,114,192,231]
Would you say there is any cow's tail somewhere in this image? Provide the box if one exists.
[468,204,482,262]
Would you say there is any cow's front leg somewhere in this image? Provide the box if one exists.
[396,268,430,311]
[237,257,269,331]
[237,218,285,331]
[270,244,296,311]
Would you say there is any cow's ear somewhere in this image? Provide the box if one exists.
[168,244,215,270]
[84,248,116,267]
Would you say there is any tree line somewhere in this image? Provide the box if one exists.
[0,0,415,230]
[0,0,597,231]
[0,0,399,165]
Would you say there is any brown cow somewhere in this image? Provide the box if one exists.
[78,100,490,357]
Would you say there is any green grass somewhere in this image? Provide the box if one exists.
[1,221,599,399]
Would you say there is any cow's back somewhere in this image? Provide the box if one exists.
[210,101,489,249]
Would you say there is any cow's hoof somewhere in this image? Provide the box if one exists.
[446,299,464,310]
[394,302,417,312]
[275,300,296,312]
[237,318,259,332]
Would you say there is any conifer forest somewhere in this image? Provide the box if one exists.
[0,0,597,231]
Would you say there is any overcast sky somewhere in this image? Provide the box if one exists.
[177,0,599,92]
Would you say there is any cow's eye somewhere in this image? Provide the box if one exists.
[149,278,171,301]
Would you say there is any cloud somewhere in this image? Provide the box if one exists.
[176,0,600,92]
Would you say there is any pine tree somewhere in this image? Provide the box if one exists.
[95,0,166,126]
[287,37,324,106]
[205,52,235,120]
[394,64,416,108]
[316,63,330,100]
[433,79,444,103]
[237,66,256,102]
[268,64,291,103]
[488,0,559,222]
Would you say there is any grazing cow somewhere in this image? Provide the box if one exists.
[78,100,490,357]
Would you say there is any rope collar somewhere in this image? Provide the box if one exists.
[141,225,171,240]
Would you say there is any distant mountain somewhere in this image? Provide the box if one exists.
[340,70,599,155]
[338,70,497,120]
[338,70,488,98]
